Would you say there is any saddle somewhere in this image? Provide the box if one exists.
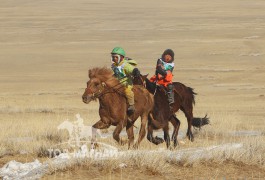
[156,84,183,102]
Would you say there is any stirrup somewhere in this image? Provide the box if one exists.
[127,105,135,115]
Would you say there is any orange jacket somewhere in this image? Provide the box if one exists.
[150,70,173,87]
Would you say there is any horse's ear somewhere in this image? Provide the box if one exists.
[143,74,149,80]
[88,69,91,78]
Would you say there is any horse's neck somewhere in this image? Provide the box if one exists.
[98,89,126,106]
[145,78,156,94]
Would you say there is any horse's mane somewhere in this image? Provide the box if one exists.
[88,67,125,92]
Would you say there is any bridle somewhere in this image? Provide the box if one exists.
[86,80,126,100]
[86,82,106,100]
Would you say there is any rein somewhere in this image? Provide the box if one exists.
[89,79,126,99]
[139,75,146,88]
[153,85,158,95]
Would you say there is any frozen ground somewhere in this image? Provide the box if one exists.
[0,143,243,179]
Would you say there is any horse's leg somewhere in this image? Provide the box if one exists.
[183,108,194,142]
[126,123,134,149]
[170,114,181,148]
[92,120,110,129]
[147,122,154,143]
[147,116,164,145]
[147,125,164,144]
[134,113,148,149]
[163,124,170,149]
[113,121,125,144]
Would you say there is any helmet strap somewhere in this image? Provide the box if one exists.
[111,54,121,64]
[117,55,121,64]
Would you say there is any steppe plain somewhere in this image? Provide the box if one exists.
[0,0,265,179]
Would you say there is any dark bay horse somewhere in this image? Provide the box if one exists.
[82,67,154,149]
[134,74,209,148]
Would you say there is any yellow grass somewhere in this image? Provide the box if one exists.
[0,0,265,179]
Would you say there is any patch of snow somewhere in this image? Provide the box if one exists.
[243,36,260,39]
[230,131,262,137]
[0,143,243,179]
[0,160,42,180]
[119,163,127,168]
[168,143,243,163]
[239,53,263,57]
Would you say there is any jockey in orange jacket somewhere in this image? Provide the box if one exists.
[150,49,175,107]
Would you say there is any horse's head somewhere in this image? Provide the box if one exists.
[82,68,115,104]
[133,74,157,94]
[82,67,127,104]
[82,76,106,104]
[133,74,148,86]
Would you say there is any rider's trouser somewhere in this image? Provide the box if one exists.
[125,84,134,106]
[167,83,174,105]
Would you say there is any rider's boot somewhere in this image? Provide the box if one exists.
[167,84,174,111]
[127,104,135,115]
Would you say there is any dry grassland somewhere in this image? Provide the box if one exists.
[0,0,265,179]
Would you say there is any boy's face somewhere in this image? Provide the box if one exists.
[111,54,123,65]
[164,54,172,62]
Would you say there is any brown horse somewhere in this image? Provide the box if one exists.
[82,67,154,149]
[134,74,209,148]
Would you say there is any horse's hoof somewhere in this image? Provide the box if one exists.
[189,135,194,142]
[154,136,164,144]
[168,145,175,151]
[132,144,139,149]
[120,139,128,146]
[173,141,179,148]
[166,141,171,149]
[187,133,194,142]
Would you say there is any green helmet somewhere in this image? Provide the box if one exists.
[111,47,126,57]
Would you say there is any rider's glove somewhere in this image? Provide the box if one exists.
[113,67,120,78]
[132,68,141,78]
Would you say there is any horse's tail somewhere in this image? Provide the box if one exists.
[148,113,166,129]
[187,87,197,105]
[192,114,210,129]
